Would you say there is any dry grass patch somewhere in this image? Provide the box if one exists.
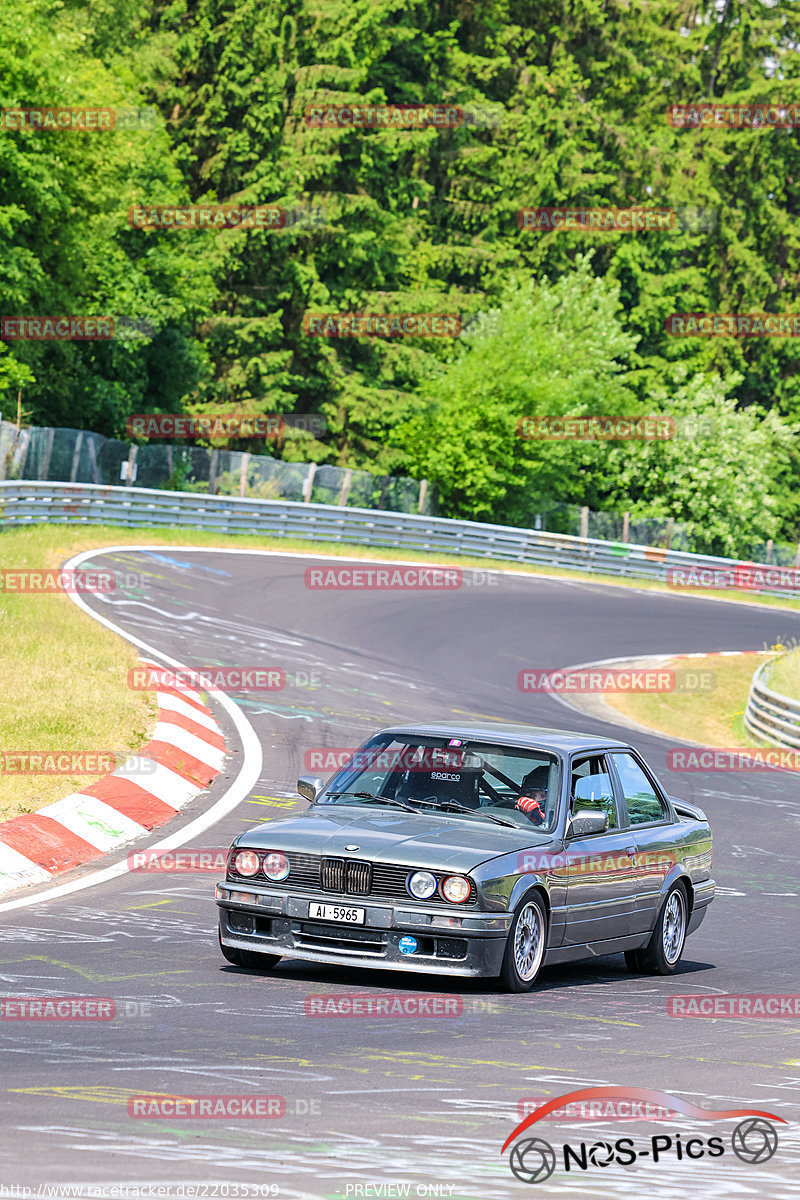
[766,647,800,701]
[603,653,777,747]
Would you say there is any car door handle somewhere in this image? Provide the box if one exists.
[625,845,636,857]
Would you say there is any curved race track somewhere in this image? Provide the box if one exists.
[1,549,799,1198]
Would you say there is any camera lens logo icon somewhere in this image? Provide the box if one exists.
[731,1118,778,1164]
[509,1137,556,1184]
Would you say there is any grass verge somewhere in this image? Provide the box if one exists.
[603,653,778,747]
[765,647,800,701]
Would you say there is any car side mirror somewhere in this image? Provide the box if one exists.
[297,774,324,803]
[568,809,609,838]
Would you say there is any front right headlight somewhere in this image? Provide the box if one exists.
[442,875,470,904]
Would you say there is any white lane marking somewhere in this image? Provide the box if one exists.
[150,721,225,770]
[36,794,147,851]
[155,692,219,730]
[0,548,262,914]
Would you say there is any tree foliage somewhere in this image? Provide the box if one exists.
[1,0,798,551]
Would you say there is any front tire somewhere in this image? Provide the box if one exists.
[218,930,281,970]
[499,893,547,993]
[626,883,687,975]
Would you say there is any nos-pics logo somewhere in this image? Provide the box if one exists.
[502,1087,783,1184]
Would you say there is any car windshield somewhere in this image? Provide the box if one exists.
[318,735,560,831]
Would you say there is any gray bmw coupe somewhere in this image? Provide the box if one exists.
[216,724,714,991]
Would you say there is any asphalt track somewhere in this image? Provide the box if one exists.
[2,548,800,1199]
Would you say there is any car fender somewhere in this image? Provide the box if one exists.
[506,873,552,922]
[659,862,695,912]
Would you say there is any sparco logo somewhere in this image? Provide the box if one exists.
[502,1087,783,1183]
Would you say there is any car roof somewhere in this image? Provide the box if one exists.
[374,722,631,755]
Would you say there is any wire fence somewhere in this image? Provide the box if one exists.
[0,420,431,516]
[1,418,798,563]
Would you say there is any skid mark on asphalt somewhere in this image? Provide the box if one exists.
[10,1086,202,1105]
[0,955,196,983]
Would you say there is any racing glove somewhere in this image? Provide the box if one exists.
[516,795,545,823]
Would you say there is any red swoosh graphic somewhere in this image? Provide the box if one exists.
[501,1086,785,1153]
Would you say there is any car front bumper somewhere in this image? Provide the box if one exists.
[216,882,511,977]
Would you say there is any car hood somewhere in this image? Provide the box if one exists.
[237,806,556,872]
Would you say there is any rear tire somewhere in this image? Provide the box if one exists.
[218,930,281,970]
[499,893,547,993]
[626,883,687,975]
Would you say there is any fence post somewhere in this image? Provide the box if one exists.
[303,462,317,503]
[417,478,428,514]
[239,453,250,498]
[765,539,773,564]
[622,511,630,543]
[86,435,100,483]
[208,449,218,494]
[338,468,353,507]
[665,517,675,549]
[40,428,55,480]
[580,506,589,539]
[70,432,84,483]
[124,444,138,487]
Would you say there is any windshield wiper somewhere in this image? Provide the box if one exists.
[418,799,518,828]
[326,791,418,813]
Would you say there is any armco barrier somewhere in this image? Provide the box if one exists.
[745,659,800,749]
[0,480,799,599]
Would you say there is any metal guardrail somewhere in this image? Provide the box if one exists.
[745,658,800,749]
[1,480,799,599]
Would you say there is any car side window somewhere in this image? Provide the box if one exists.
[570,755,618,830]
[610,752,666,825]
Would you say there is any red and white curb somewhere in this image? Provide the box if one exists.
[0,659,226,898]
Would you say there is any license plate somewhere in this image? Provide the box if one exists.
[308,902,365,924]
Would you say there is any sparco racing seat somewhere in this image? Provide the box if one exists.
[395,765,481,810]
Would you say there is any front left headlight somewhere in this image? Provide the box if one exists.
[442,875,470,904]
[408,870,437,900]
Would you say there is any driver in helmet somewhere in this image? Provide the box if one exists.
[515,765,549,825]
